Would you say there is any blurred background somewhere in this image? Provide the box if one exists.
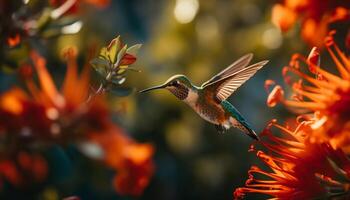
[1,0,338,199]
[113,1,300,199]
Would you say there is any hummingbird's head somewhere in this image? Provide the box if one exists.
[139,75,193,100]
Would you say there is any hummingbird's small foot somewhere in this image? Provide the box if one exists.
[215,125,226,134]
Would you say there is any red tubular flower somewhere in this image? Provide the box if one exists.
[271,0,350,47]
[234,120,350,200]
[0,50,154,195]
[266,31,350,149]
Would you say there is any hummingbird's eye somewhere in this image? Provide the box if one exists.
[172,81,179,87]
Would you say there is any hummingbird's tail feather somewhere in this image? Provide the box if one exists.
[221,100,259,140]
[230,119,259,140]
[244,128,259,141]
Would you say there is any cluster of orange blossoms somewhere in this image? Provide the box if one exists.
[272,0,350,47]
[234,32,350,199]
[235,121,350,199]
[0,51,154,196]
[268,31,350,149]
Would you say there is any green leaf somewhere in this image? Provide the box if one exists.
[126,67,141,72]
[126,44,142,55]
[94,67,107,77]
[110,87,134,97]
[90,58,109,76]
[115,44,127,66]
[90,57,109,68]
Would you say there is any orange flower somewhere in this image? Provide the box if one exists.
[0,153,48,188]
[89,125,154,196]
[234,120,350,199]
[272,0,350,47]
[0,50,154,195]
[0,161,22,187]
[236,30,350,199]
[266,31,350,149]
[0,50,106,140]
[7,34,21,47]
[113,143,154,196]
[271,4,297,32]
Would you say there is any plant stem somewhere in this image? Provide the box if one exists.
[86,71,113,102]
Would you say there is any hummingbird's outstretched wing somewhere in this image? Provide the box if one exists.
[203,60,269,102]
[201,53,253,88]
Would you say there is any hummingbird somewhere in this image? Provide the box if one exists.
[140,54,268,140]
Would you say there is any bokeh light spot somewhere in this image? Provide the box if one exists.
[165,120,201,155]
[46,108,59,120]
[195,16,219,45]
[174,0,199,24]
[262,27,283,49]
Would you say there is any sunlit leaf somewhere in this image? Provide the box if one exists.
[117,77,126,84]
[126,67,141,72]
[115,44,127,66]
[107,36,121,63]
[99,47,108,60]
[107,35,120,50]
[111,77,121,84]
[90,57,109,68]
[119,65,129,69]
[126,44,142,55]
[117,68,126,74]
[111,76,126,85]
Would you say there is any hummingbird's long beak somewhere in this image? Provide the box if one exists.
[139,84,167,93]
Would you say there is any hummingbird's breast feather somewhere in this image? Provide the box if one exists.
[188,90,229,125]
